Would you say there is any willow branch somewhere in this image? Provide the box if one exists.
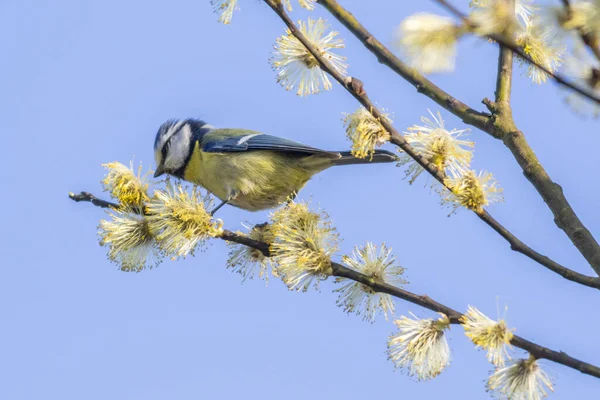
[481,8,593,283]
[495,45,513,106]
[437,0,600,273]
[69,192,600,379]
[561,0,600,62]
[316,0,600,277]
[68,191,273,254]
[333,264,600,378]
[261,0,600,289]
[477,210,600,287]
[435,0,600,105]
[316,0,490,132]
[494,1,514,107]
[69,192,120,209]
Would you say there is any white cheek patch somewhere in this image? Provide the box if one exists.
[156,121,184,150]
[164,123,192,171]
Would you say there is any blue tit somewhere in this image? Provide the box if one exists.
[153,119,397,212]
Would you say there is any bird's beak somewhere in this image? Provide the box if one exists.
[153,165,165,178]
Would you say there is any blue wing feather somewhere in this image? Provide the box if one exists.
[201,129,338,156]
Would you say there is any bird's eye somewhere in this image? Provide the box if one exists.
[162,137,172,157]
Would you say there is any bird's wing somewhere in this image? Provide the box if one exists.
[201,129,339,157]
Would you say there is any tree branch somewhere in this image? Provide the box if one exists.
[69,191,273,255]
[499,126,600,275]
[561,0,600,62]
[69,192,600,380]
[477,210,600,288]
[494,0,514,107]
[495,45,513,106]
[478,4,600,286]
[316,0,600,277]
[316,0,491,132]
[69,192,120,209]
[435,0,600,105]
[260,0,600,288]
[334,263,600,378]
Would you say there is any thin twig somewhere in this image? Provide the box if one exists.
[333,263,600,378]
[435,0,600,105]
[495,45,513,106]
[316,0,600,279]
[316,0,490,132]
[562,0,600,62]
[69,192,600,379]
[262,0,600,289]
[70,189,600,287]
[496,125,600,275]
[482,6,598,285]
[494,1,514,107]
[477,210,600,287]
[68,191,273,255]
[69,192,120,209]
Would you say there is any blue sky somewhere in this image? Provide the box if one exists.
[2,0,599,398]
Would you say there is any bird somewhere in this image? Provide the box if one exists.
[153,119,397,213]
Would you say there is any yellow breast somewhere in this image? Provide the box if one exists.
[182,141,327,211]
[183,142,227,200]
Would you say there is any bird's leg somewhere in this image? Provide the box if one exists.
[210,190,239,216]
[210,200,228,216]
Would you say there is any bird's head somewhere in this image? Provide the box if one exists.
[153,119,212,178]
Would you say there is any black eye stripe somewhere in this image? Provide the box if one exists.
[162,137,172,158]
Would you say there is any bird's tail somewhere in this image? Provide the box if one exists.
[331,150,398,166]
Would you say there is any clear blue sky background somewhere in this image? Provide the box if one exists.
[1,0,599,399]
